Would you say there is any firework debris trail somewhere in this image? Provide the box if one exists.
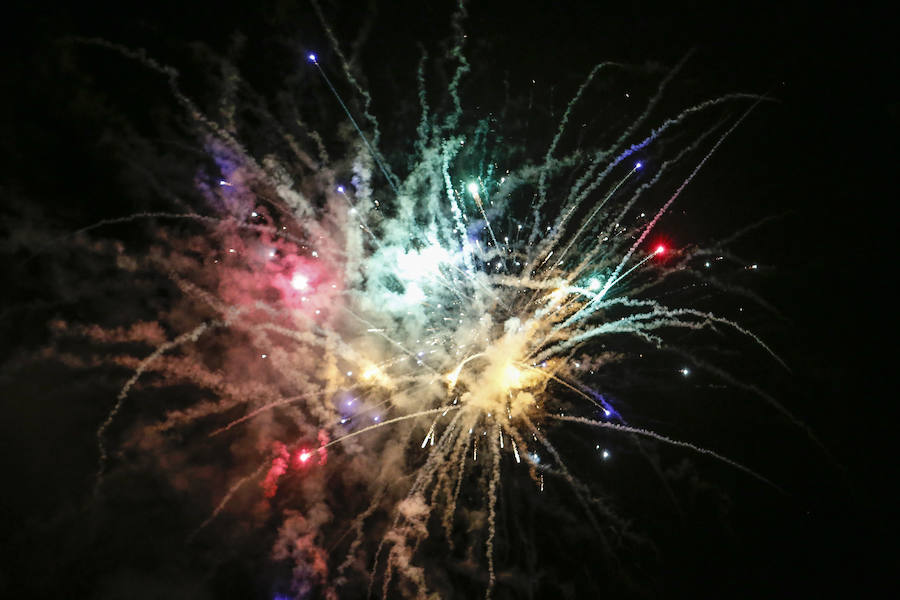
[71,10,814,598]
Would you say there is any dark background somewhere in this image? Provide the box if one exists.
[1,1,895,598]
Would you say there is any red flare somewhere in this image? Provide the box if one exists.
[294,449,312,465]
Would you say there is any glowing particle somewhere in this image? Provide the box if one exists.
[587,277,602,291]
[547,287,567,306]
[602,450,610,460]
[422,427,435,448]
[361,365,382,381]
[251,211,258,217]
[635,162,643,169]
[502,364,525,390]
[336,185,345,193]
[298,451,311,463]
[307,53,317,63]
[290,273,309,291]
[680,368,690,376]
[261,354,267,359]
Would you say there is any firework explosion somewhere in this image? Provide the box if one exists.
[45,10,799,599]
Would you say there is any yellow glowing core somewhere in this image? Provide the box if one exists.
[502,363,525,390]
[361,365,381,380]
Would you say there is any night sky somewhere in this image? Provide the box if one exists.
[1,1,895,598]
